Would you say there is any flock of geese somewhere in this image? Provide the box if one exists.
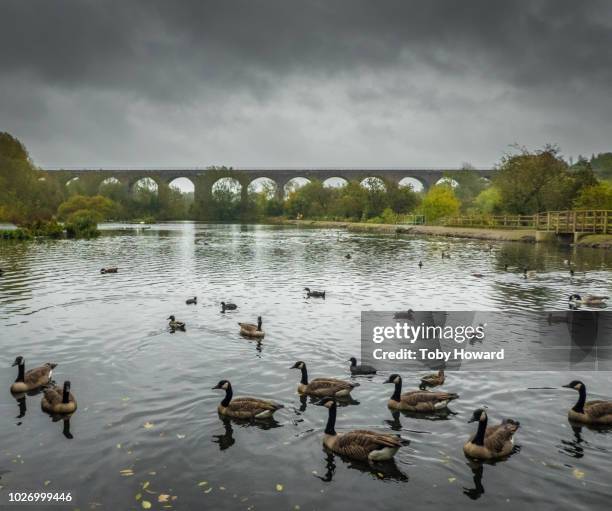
[6,252,612,473]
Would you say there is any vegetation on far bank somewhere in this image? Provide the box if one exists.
[1,132,612,240]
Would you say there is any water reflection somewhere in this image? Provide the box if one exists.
[316,451,408,483]
[462,462,485,500]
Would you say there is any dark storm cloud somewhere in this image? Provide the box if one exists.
[0,0,611,166]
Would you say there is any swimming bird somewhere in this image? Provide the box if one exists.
[0,268,3,275]
[167,315,186,331]
[503,263,508,271]
[238,316,264,338]
[420,369,445,388]
[393,310,414,320]
[304,287,326,298]
[291,361,359,398]
[186,296,197,305]
[463,408,520,460]
[471,273,485,278]
[418,260,423,269]
[384,374,458,412]
[212,380,283,420]
[345,253,351,259]
[41,381,77,415]
[100,268,118,274]
[563,380,612,425]
[10,357,57,394]
[318,397,406,462]
[569,267,575,277]
[523,268,537,279]
[569,294,608,306]
[221,301,238,312]
[348,357,377,375]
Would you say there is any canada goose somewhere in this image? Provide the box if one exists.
[167,315,186,331]
[384,374,458,412]
[291,361,359,398]
[393,309,414,320]
[463,408,520,460]
[10,357,57,394]
[345,253,351,259]
[238,316,264,338]
[503,263,508,271]
[304,287,326,298]
[100,268,118,274]
[563,380,612,425]
[570,268,575,276]
[318,397,406,462]
[420,369,445,388]
[0,268,3,275]
[569,294,608,306]
[523,268,537,279]
[186,296,197,305]
[221,301,238,312]
[212,380,283,420]
[348,357,376,375]
[418,260,423,269]
[441,251,450,259]
[471,273,485,278]
[41,381,77,415]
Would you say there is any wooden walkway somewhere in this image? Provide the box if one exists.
[443,210,611,234]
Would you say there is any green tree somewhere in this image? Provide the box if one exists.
[57,195,120,220]
[420,185,461,222]
[573,182,612,210]
[473,187,503,215]
[444,165,488,210]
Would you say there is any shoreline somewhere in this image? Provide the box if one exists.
[274,219,612,248]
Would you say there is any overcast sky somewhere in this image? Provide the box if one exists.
[1,0,611,169]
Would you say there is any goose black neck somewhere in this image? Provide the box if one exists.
[16,363,25,383]
[300,366,309,385]
[325,403,337,435]
[257,318,262,331]
[573,385,587,414]
[221,385,233,407]
[391,379,402,402]
[62,385,70,404]
[350,359,356,367]
[473,415,488,446]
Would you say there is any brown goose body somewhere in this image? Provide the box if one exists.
[385,374,457,412]
[10,357,57,394]
[463,409,520,460]
[213,380,283,420]
[41,381,77,415]
[238,316,265,339]
[420,369,445,388]
[291,361,358,398]
[320,398,404,462]
[564,380,612,425]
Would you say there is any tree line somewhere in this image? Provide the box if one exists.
[1,132,612,233]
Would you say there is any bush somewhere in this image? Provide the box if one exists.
[24,219,65,238]
[420,185,461,222]
[57,195,119,220]
[65,209,101,239]
[573,182,612,210]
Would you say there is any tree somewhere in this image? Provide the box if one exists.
[420,185,461,222]
[473,187,503,215]
[444,165,488,210]
[573,182,612,210]
[57,195,120,220]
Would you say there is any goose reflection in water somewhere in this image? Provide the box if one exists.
[212,415,282,452]
[212,419,236,451]
[462,462,485,500]
[316,451,408,483]
[560,421,612,460]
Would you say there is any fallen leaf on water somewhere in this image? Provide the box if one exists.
[573,468,585,480]
[176,434,186,439]
[143,482,150,490]
[143,422,154,429]
[116,444,121,449]
[158,494,170,503]
[122,397,130,401]
[142,501,152,509]
[44,480,50,486]
[448,477,456,483]
[135,493,142,501]
[120,469,134,476]
[198,481,208,486]
[204,487,213,494]
[276,484,284,492]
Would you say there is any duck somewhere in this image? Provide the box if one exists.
[100,268,118,274]
[569,294,608,306]
[291,361,359,398]
[221,301,238,312]
[318,397,406,462]
[41,381,77,415]
[393,309,414,320]
[167,315,186,331]
[185,296,197,305]
[10,356,57,394]
[523,268,537,279]
[463,408,520,460]
[238,316,264,338]
[348,357,377,375]
[304,287,326,298]
[418,260,423,269]
[212,380,283,420]
[563,380,612,425]
[420,369,445,388]
[471,273,485,278]
[384,374,458,412]
[345,253,351,260]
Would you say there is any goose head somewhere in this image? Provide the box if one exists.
[212,380,231,391]
[468,407,488,423]
[383,374,402,385]
[167,315,176,321]
[562,380,584,391]
[12,356,24,367]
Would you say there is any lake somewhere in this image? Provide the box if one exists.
[1,223,611,510]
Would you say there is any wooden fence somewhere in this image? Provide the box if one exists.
[442,210,611,234]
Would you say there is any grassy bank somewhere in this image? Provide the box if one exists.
[575,234,612,249]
